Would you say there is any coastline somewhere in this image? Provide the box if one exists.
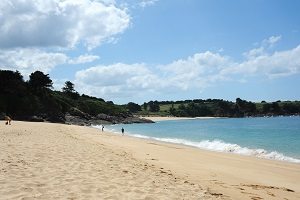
[1,121,299,199]
[140,116,220,121]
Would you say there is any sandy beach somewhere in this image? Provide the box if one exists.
[140,116,224,122]
[140,116,195,121]
[1,121,299,200]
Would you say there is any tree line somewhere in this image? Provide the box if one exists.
[126,98,300,118]
[0,70,125,121]
[1,69,299,121]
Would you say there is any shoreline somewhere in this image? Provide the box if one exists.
[108,117,300,164]
[99,124,300,165]
[1,121,299,199]
[140,116,222,121]
[87,125,300,200]
[141,115,299,122]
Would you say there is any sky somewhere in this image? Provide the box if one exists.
[1,0,300,105]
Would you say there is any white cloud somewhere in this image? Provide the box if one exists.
[159,52,235,89]
[68,54,100,64]
[161,52,233,75]
[243,35,281,60]
[0,0,130,79]
[74,62,161,99]
[235,45,300,78]
[267,35,282,46]
[75,63,154,87]
[74,52,235,100]
[218,48,224,53]
[243,46,265,60]
[228,36,300,79]
[73,37,300,103]
[0,0,130,50]
[0,48,68,78]
[139,0,158,8]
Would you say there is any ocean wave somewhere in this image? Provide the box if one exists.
[92,125,300,164]
[93,125,122,134]
[152,138,300,163]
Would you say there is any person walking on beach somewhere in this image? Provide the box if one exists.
[121,127,124,136]
[6,116,11,125]
[102,125,104,131]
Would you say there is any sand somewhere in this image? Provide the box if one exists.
[140,116,195,121]
[1,121,299,200]
[140,116,224,122]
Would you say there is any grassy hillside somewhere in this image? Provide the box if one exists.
[133,99,300,118]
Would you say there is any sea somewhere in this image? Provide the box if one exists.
[92,116,300,164]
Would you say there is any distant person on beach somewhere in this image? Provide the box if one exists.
[102,125,104,131]
[6,116,11,125]
[121,127,124,135]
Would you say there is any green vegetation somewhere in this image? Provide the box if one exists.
[0,70,126,122]
[134,99,300,118]
[1,70,299,122]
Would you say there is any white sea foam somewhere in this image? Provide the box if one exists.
[92,125,300,164]
[136,136,300,164]
[92,125,120,134]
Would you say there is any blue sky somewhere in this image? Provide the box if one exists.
[1,0,300,104]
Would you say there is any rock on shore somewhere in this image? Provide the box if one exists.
[65,112,154,126]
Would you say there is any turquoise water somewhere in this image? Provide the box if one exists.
[93,116,300,163]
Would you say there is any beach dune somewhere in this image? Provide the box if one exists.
[1,121,299,200]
